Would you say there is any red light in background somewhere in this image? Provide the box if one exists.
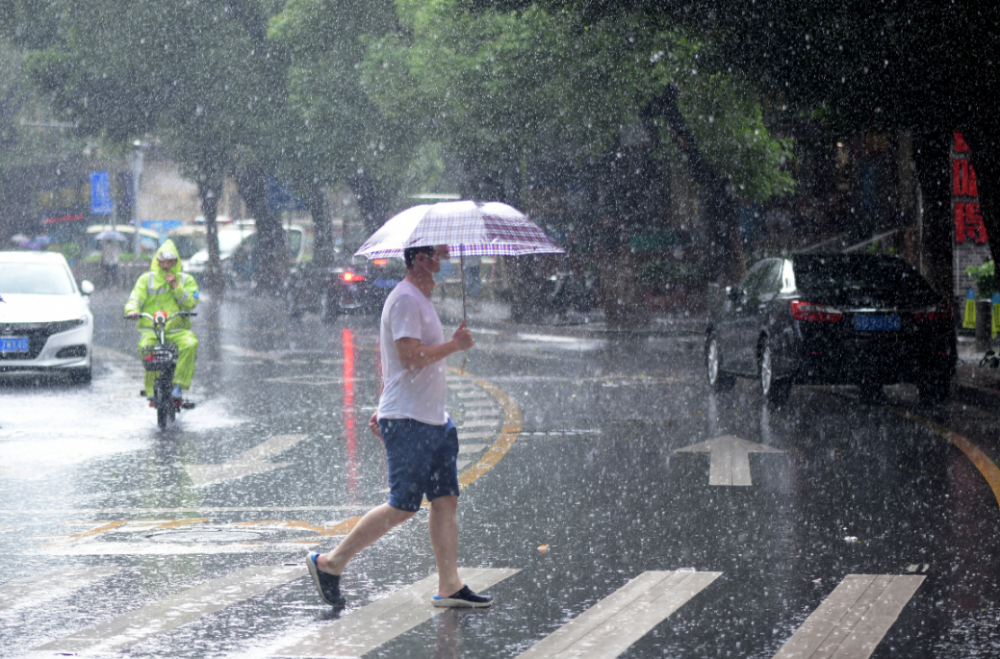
[343,328,358,502]
[341,271,365,283]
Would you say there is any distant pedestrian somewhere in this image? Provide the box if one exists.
[101,239,121,289]
[306,244,492,608]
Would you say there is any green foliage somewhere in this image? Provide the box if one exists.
[966,260,997,299]
[363,1,794,204]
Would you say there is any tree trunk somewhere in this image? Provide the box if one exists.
[648,85,746,286]
[351,170,392,238]
[307,180,335,268]
[912,127,953,298]
[197,171,224,294]
[234,164,286,293]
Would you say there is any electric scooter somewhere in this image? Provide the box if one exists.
[129,310,196,430]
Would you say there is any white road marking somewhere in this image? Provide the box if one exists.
[676,435,785,486]
[515,570,721,659]
[458,443,487,454]
[457,391,488,399]
[0,566,119,612]
[771,574,925,659]
[455,430,499,440]
[184,434,307,487]
[272,567,519,658]
[457,418,500,429]
[32,565,305,654]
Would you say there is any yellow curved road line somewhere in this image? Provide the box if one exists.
[890,407,1000,510]
[449,368,523,490]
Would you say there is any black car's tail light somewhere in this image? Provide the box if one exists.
[790,301,843,323]
[341,271,366,283]
[912,303,952,323]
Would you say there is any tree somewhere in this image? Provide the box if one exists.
[474,0,1000,296]
[21,0,293,292]
[362,0,794,324]
[270,0,418,243]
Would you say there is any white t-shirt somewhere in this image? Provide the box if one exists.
[377,281,448,425]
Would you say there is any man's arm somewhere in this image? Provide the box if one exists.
[395,320,473,370]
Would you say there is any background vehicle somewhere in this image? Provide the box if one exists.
[286,255,405,321]
[0,251,95,383]
[186,223,304,285]
[167,224,208,264]
[705,253,957,405]
[135,310,196,430]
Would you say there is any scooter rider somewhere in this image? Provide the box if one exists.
[124,240,200,400]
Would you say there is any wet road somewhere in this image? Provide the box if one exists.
[2,289,1000,658]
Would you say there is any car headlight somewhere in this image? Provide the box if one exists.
[50,317,89,334]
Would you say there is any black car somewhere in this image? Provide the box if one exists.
[286,256,407,321]
[705,253,957,405]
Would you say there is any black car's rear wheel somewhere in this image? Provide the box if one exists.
[705,334,736,392]
[759,340,791,405]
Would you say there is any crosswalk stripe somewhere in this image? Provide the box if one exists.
[458,418,500,429]
[0,566,119,612]
[515,570,721,659]
[771,574,925,659]
[273,567,519,658]
[32,565,305,654]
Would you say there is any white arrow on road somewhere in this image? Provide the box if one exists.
[676,435,784,486]
[184,434,307,487]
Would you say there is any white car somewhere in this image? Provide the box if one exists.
[0,252,95,383]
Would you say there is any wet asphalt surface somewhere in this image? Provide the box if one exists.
[2,288,1000,658]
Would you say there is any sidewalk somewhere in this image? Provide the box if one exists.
[433,295,707,338]
[435,293,1000,411]
[955,335,1000,411]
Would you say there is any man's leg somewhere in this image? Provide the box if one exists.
[168,330,198,390]
[428,495,462,596]
[138,332,158,397]
[316,503,415,575]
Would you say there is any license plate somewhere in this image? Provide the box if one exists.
[854,314,901,331]
[374,279,398,289]
[0,336,29,353]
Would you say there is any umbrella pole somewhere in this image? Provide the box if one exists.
[460,251,467,374]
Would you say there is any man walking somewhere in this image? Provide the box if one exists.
[307,244,491,608]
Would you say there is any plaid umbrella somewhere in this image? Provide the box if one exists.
[356,200,563,371]
[354,200,563,259]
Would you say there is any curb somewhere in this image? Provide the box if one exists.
[954,382,1000,412]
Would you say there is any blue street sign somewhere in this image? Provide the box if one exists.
[90,172,113,215]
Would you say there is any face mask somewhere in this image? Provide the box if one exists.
[432,258,452,285]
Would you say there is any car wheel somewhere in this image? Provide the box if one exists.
[759,340,791,405]
[705,334,736,392]
[918,375,951,406]
[69,367,92,384]
[320,290,339,322]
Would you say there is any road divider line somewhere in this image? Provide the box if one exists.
[0,566,119,612]
[447,368,522,491]
[33,565,305,654]
[272,567,519,658]
[515,570,721,659]
[890,407,1000,510]
[771,574,924,659]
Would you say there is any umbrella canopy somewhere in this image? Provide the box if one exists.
[355,200,563,259]
[94,230,127,241]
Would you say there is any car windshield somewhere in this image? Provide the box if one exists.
[0,262,75,295]
[793,255,937,300]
